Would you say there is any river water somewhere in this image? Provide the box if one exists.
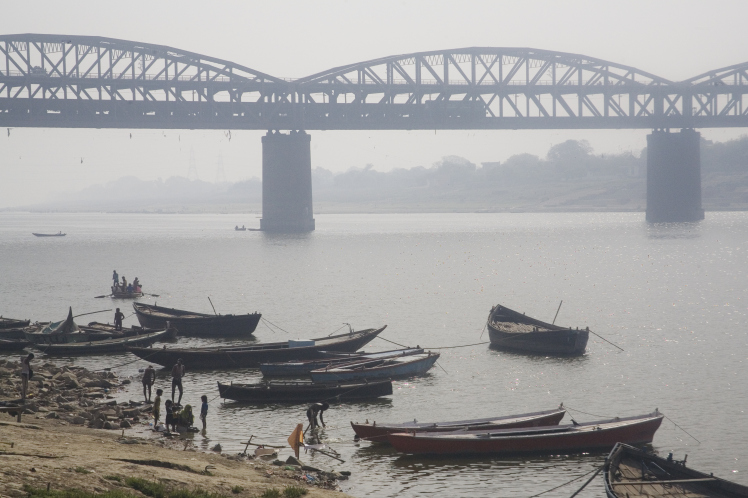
[1,212,746,497]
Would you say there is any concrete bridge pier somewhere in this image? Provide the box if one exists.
[646,128,704,222]
[260,130,315,232]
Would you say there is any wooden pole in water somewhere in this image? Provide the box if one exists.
[552,300,563,325]
[208,297,218,316]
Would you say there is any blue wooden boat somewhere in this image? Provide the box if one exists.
[309,352,440,383]
[259,347,424,377]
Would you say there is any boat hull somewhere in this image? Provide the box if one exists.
[127,326,386,369]
[0,327,30,340]
[388,413,663,456]
[133,303,260,337]
[0,339,31,352]
[32,329,172,355]
[352,408,566,443]
[0,318,30,330]
[218,380,393,403]
[487,304,589,355]
[309,353,439,383]
[260,348,424,377]
[604,443,748,498]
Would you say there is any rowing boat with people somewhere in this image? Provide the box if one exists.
[133,302,261,337]
[127,325,387,369]
[387,410,664,456]
[487,304,589,355]
[351,406,567,443]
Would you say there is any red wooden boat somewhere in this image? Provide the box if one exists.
[352,406,566,443]
[387,410,663,456]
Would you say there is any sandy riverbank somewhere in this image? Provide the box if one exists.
[0,416,352,498]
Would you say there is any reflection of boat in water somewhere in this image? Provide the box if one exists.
[487,304,589,356]
[32,232,66,237]
[388,411,664,456]
[218,379,393,403]
[128,325,386,369]
[604,443,748,498]
[351,407,567,443]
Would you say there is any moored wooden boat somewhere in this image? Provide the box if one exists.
[309,352,439,383]
[31,327,174,355]
[604,443,748,498]
[0,327,33,340]
[133,302,261,337]
[487,304,589,355]
[387,410,663,456]
[127,326,386,369]
[259,347,424,377]
[26,321,147,345]
[351,406,567,443]
[217,379,393,403]
[0,339,31,352]
[0,317,30,330]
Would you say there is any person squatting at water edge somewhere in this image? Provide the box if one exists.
[171,358,185,406]
[142,365,156,402]
[306,402,329,432]
[20,353,34,401]
[114,308,124,331]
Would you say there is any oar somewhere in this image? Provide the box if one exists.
[552,300,563,325]
[73,309,112,318]
[143,293,160,297]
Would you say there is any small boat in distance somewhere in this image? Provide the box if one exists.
[387,410,664,456]
[32,232,66,237]
[351,406,567,443]
[487,304,589,355]
[235,225,246,231]
[218,379,393,403]
[604,443,748,498]
[133,302,261,337]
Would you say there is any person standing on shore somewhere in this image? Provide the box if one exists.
[199,395,208,432]
[153,389,163,426]
[114,308,125,331]
[142,365,156,402]
[20,353,34,401]
[171,358,185,406]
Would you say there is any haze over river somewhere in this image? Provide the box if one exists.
[1,212,746,497]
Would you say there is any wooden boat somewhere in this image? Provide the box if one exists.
[309,352,439,383]
[604,443,748,498]
[0,339,31,352]
[32,328,174,355]
[217,379,393,403]
[133,302,261,337]
[127,326,386,369]
[387,410,664,456]
[235,226,247,231]
[487,304,589,355]
[25,320,146,345]
[0,317,30,330]
[0,327,32,340]
[32,232,66,237]
[259,348,424,377]
[110,287,143,299]
[351,406,567,443]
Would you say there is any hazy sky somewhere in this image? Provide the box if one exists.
[2,0,748,208]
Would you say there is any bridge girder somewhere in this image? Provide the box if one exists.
[1,35,747,130]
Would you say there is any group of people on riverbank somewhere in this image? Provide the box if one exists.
[140,360,208,434]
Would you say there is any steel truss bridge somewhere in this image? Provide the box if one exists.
[1,33,748,130]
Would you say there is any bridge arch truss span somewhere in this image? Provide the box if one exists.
[0,34,286,128]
